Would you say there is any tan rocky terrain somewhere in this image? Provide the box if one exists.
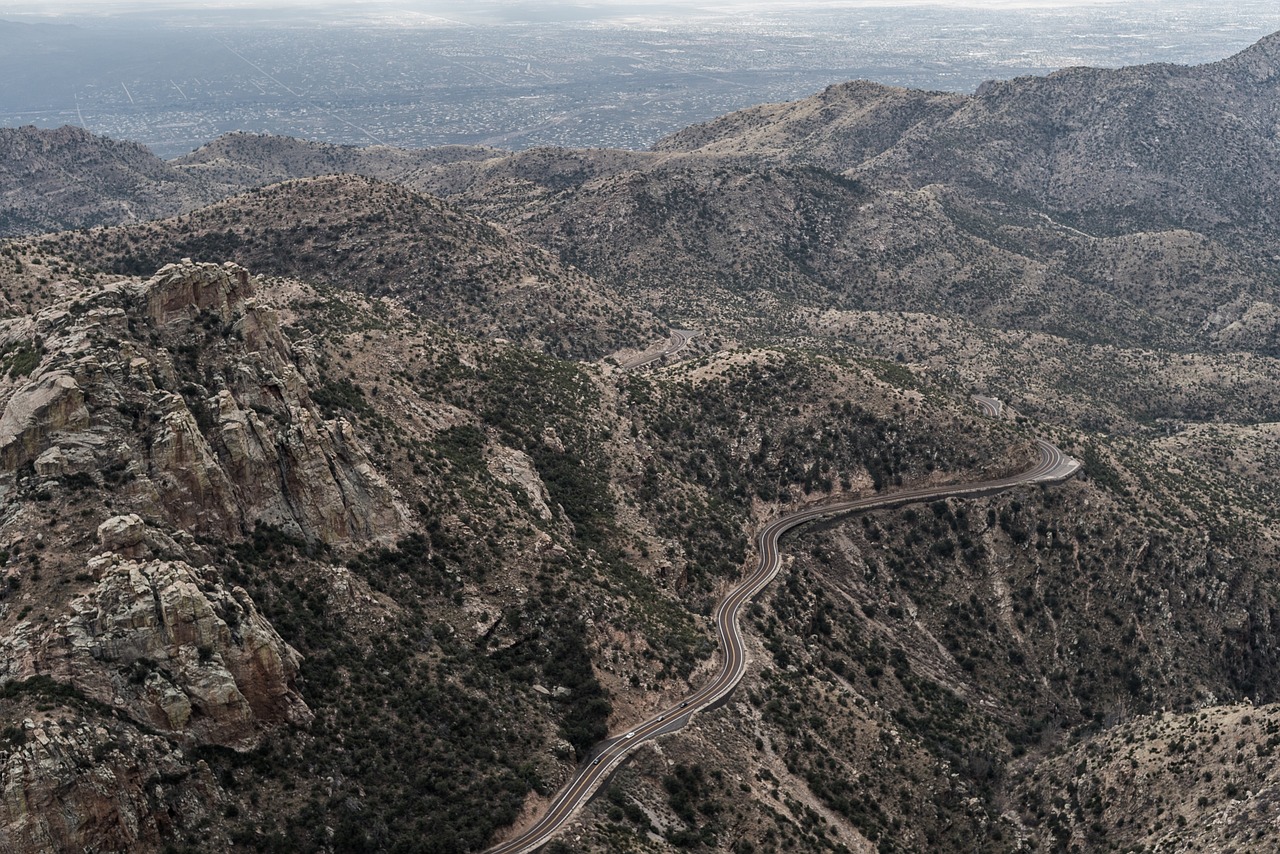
[0,247,1055,852]
[1011,702,1280,852]
[0,257,402,850]
[2,240,1280,854]
[39,175,660,360]
[0,242,1277,854]
[424,154,1280,352]
[546,387,1280,853]
[3,26,1280,854]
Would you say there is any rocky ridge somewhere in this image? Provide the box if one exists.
[0,125,219,237]
[43,175,660,360]
[0,260,404,541]
[9,34,1280,358]
[0,260,411,850]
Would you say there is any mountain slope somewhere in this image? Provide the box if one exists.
[659,32,1280,248]
[170,131,496,191]
[0,247,1065,853]
[414,149,1276,353]
[41,174,659,360]
[6,33,1280,356]
[6,29,1280,854]
[0,125,220,236]
[654,79,964,165]
[2,242,1279,853]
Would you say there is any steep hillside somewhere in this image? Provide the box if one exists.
[0,248,1061,853]
[424,151,1276,353]
[654,79,964,165]
[0,255,667,852]
[0,125,219,237]
[423,41,1280,352]
[170,131,496,192]
[1,244,1279,854]
[660,32,1280,250]
[40,175,659,360]
[474,355,1280,854]
[863,33,1280,246]
[1011,703,1280,852]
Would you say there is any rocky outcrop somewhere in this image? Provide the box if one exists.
[0,371,89,470]
[0,261,401,847]
[0,711,219,853]
[0,547,311,748]
[96,514,145,556]
[0,260,407,544]
[488,444,554,520]
[145,260,255,328]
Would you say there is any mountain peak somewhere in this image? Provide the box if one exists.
[1212,29,1280,81]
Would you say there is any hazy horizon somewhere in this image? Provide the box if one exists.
[3,0,1277,158]
[0,0,1220,22]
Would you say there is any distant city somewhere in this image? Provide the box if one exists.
[2,1,1278,159]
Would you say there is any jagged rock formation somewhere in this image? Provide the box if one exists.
[1,544,311,748]
[0,260,410,852]
[55,549,310,746]
[0,709,220,853]
[0,260,405,542]
[0,372,89,470]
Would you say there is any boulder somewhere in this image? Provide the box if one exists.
[95,514,145,554]
[32,446,65,478]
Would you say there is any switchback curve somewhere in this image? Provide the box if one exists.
[485,397,1078,854]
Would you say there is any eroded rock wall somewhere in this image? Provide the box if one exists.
[0,262,410,852]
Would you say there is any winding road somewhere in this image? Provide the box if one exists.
[971,394,1004,418]
[616,329,699,371]
[485,396,1079,854]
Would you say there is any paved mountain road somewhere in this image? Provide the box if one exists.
[615,329,699,370]
[972,394,1004,418]
[484,397,1079,854]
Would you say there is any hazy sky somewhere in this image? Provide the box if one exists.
[0,0,1162,14]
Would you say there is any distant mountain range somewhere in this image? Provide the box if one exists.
[6,32,1280,358]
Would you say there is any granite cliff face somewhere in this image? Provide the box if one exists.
[47,545,311,746]
[0,260,405,542]
[0,708,221,854]
[0,261,409,851]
